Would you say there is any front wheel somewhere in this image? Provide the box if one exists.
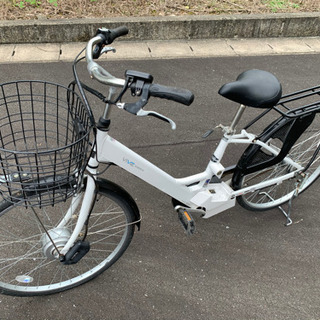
[233,114,320,211]
[0,179,138,296]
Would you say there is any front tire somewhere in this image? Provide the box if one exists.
[0,181,137,296]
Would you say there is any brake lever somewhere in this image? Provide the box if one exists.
[137,109,176,130]
[100,47,116,56]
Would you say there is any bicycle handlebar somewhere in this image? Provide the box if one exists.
[86,27,128,87]
[85,26,194,129]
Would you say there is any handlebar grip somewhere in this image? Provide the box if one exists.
[149,84,194,106]
[108,26,129,44]
[92,26,129,59]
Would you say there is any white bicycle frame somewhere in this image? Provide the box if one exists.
[93,121,303,219]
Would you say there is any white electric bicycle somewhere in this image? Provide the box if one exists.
[1,27,320,296]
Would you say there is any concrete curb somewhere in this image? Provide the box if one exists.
[1,12,320,44]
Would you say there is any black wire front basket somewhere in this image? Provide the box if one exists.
[0,81,93,207]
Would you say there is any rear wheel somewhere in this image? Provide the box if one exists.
[234,114,320,211]
[0,181,137,296]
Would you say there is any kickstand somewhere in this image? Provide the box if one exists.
[260,188,299,226]
[278,196,294,227]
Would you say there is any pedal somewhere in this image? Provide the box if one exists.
[178,209,195,235]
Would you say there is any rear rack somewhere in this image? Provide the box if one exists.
[274,85,320,118]
[244,85,320,130]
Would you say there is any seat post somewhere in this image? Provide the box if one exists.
[229,104,246,133]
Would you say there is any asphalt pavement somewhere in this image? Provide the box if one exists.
[0,47,320,319]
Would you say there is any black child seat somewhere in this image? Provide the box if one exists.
[218,69,282,109]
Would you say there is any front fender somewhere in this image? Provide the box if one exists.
[96,178,141,230]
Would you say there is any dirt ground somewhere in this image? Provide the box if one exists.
[1,0,320,21]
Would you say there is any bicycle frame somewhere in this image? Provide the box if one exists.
[90,124,304,219]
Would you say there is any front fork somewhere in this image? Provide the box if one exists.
[59,157,98,256]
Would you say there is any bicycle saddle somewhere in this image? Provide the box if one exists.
[218,69,282,108]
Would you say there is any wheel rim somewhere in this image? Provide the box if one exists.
[0,191,132,295]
